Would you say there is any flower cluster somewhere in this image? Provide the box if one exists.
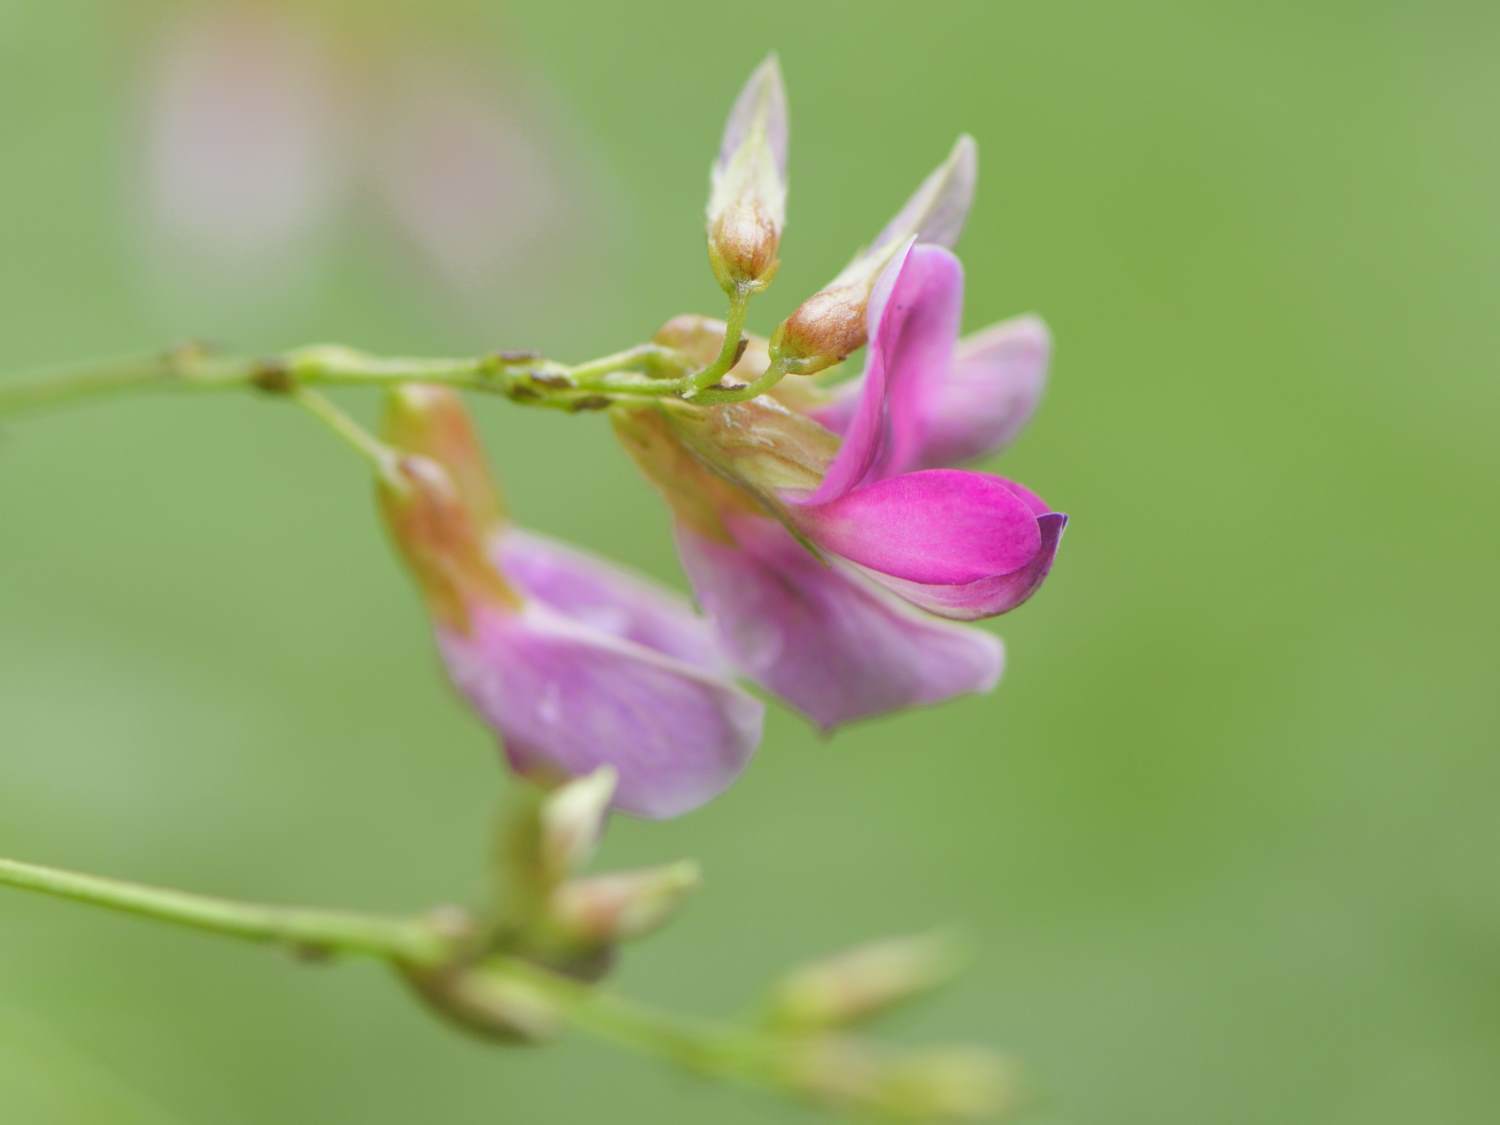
[379,56,1066,817]
[0,50,1066,1120]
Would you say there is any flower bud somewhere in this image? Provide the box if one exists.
[549,860,701,945]
[538,766,617,880]
[767,932,965,1031]
[402,960,562,1045]
[778,135,977,370]
[873,1047,1015,1121]
[706,54,788,291]
[779,1038,1014,1122]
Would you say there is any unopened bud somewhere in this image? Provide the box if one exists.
[768,932,965,1031]
[874,1047,1015,1121]
[539,766,617,880]
[707,54,788,290]
[549,860,701,945]
[401,961,562,1045]
[779,1038,1013,1122]
[778,135,977,370]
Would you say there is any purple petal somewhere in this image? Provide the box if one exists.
[862,511,1067,620]
[913,315,1051,468]
[493,529,727,672]
[438,605,763,819]
[676,519,1003,730]
[796,469,1043,585]
[810,244,963,501]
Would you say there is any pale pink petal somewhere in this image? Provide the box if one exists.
[438,605,762,819]
[914,315,1051,468]
[493,529,726,672]
[676,520,1002,730]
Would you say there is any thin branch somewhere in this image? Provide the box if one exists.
[0,856,453,965]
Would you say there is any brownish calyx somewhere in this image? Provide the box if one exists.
[377,456,519,631]
[382,384,507,529]
[611,407,758,541]
[611,398,837,552]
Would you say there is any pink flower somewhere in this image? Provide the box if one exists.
[379,387,761,818]
[619,244,1065,729]
[785,242,1066,621]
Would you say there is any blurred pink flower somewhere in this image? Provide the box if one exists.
[372,57,570,285]
[139,3,586,294]
[142,3,342,263]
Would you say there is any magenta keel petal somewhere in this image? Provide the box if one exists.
[437,606,763,819]
[676,519,1003,730]
[862,511,1067,620]
[796,469,1043,585]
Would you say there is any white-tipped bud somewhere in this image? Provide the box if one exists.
[538,766,617,880]
[707,54,788,290]
[767,932,966,1031]
[862,134,977,268]
[778,136,977,368]
[549,860,701,945]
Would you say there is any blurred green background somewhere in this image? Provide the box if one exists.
[2,1,1496,1121]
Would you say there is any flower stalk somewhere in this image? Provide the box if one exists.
[0,840,1011,1120]
[0,336,794,420]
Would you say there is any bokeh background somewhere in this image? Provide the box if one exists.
[2,1,1496,1122]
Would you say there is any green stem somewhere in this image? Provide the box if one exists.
[683,289,752,395]
[0,343,695,420]
[568,344,691,387]
[693,355,791,404]
[495,958,782,1085]
[290,387,401,481]
[0,856,452,965]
